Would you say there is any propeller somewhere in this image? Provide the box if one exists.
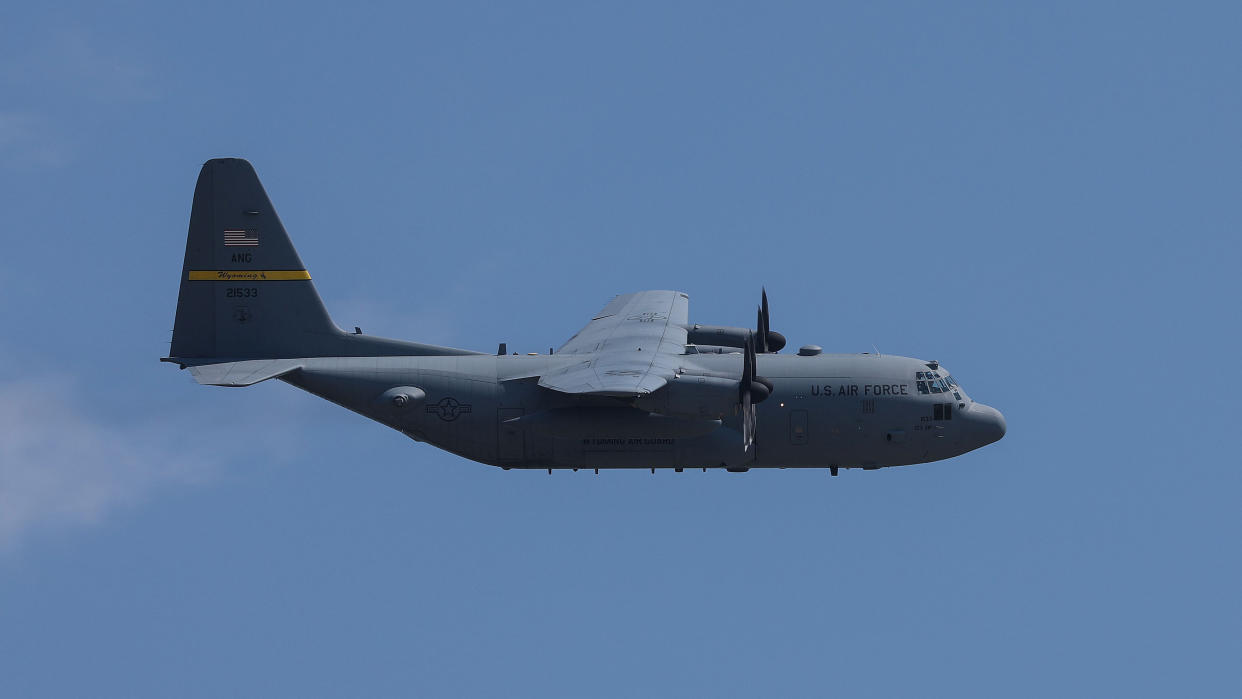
[755,288,787,353]
[738,333,774,451]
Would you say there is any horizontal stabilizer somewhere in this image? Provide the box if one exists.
[187,359,303,387]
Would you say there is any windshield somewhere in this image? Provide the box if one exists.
[915,370,963,401]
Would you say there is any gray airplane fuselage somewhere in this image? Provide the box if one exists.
[168,159,1005,474]
[286,351,1005,471]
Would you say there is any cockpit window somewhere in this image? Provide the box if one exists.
[916,370,963,397]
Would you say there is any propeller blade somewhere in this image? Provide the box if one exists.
[755,286,765,340]
[740,334,760,451]
[745,332,755,379]
[740,333,754,402]
[742,388,755,452]
[749,335,773,402]
[755,306,768,354]
[755,287,786,353]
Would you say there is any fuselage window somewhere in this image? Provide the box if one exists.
[917,380,929,394]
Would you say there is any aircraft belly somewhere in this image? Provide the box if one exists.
[537,426,753,470]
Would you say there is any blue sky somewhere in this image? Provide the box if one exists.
[1,2,1238,696]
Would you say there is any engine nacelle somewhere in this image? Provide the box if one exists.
[687,324,752,348]
[636,374,740,419]
[687,324,786,353]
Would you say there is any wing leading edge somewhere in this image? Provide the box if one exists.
[538,290,689,396]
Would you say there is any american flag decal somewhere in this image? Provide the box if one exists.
[223,229,260,247]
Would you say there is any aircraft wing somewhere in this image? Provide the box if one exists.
[538,290,689,396]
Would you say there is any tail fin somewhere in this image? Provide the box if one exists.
[168,158,479,361]
[170,158,336,359]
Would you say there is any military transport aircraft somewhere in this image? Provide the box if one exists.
[164,159,1005,474]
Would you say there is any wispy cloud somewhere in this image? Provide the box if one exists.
[0,377,206,550]
[0,373,303,552]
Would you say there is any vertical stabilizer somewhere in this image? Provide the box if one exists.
[170,158,339,359]
[168,158,482,362]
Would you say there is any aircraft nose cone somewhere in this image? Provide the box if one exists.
[964,403,1006,449]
